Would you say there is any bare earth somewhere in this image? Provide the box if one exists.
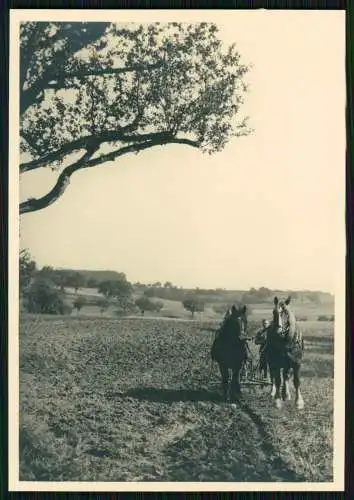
[19,314,334,482]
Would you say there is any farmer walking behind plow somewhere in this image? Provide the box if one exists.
[254,318,271,380]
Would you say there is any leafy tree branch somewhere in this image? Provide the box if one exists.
[20,21,252,215]
[20,136,200,214]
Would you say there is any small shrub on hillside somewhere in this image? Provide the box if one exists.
[182,297,205,318]
[24,278,71,315]
[153,300,164,312]
[60,302,73,315]
[114,307,135,317]
[115,300,137,317]
[73,296,87,313]
[135,296,151,314]
[135,296,164,315]
[96,297,109,315]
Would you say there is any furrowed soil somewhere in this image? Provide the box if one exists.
[19,315,334,482]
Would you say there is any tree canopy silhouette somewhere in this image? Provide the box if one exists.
[20,22,251,215]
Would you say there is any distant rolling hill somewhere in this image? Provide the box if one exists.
[57,268,126,282]
[56,268,334,308]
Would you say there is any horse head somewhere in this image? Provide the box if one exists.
[272,295,292,338]
[229,304,248,338]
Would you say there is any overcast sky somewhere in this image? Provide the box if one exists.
[18,10,345,292]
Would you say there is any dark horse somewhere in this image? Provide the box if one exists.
[268,296,305,409]
[210,305,249,403]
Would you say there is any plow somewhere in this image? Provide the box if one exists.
[239,355,273,386]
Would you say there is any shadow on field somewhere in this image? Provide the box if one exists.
[119,387,222,403]
[235,399,306,482]
[160,395,305,482]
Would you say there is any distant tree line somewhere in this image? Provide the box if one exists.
[19,250,166,317]
[139,284,331,307]
[19,249,333,317]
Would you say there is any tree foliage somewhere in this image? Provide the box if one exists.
[19,249,37,293]
[96,296,109,314]
[135,296,163,315]
[98,277,132,301]
[65,271,86,292]
[87,277,99,289]
[20,21,251,214]
[23,277,71,315]
[36,267,87,291]
[182,297,205,318]
[73,295,87,313]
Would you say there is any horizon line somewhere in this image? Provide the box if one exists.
[54,266,334,295]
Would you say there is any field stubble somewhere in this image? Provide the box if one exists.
[19,314,334,482]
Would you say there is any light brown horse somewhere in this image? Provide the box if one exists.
[267,296,305,409]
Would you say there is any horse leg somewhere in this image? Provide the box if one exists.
[274,368,282,409]
[265,361,269,380]
[218,363,230,402]
[242,359,248,382]
[294,364,305,409]
[230,365,242,402]
[262,359,268,379]
[260,350,268,379]
[269,364,276,397]
[282,366,291,401]
[259,353,265,378]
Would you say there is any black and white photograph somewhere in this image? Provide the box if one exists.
[9,9,345,492]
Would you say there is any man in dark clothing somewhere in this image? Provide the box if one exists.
[254,319,271,379]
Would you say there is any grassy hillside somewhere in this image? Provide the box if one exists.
[53,267,334,306]
[64,286,334,323]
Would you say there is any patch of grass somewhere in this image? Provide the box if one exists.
[19,315,334,482]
